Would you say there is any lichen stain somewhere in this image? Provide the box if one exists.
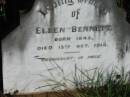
[94,0,130,60]
[48,0,55,43]
[111,5,130,60]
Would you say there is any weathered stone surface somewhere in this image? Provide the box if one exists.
[2,0,130,94]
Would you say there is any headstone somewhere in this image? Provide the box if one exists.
[2,0,130,94]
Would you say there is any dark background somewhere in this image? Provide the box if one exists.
[0,0,34,92]
[0,0,130,93]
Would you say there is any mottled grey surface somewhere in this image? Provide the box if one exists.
[2,0,130,94]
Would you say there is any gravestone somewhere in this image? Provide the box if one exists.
[2,0,130,94]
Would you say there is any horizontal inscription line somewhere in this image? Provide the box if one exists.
[64,51,80,54]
